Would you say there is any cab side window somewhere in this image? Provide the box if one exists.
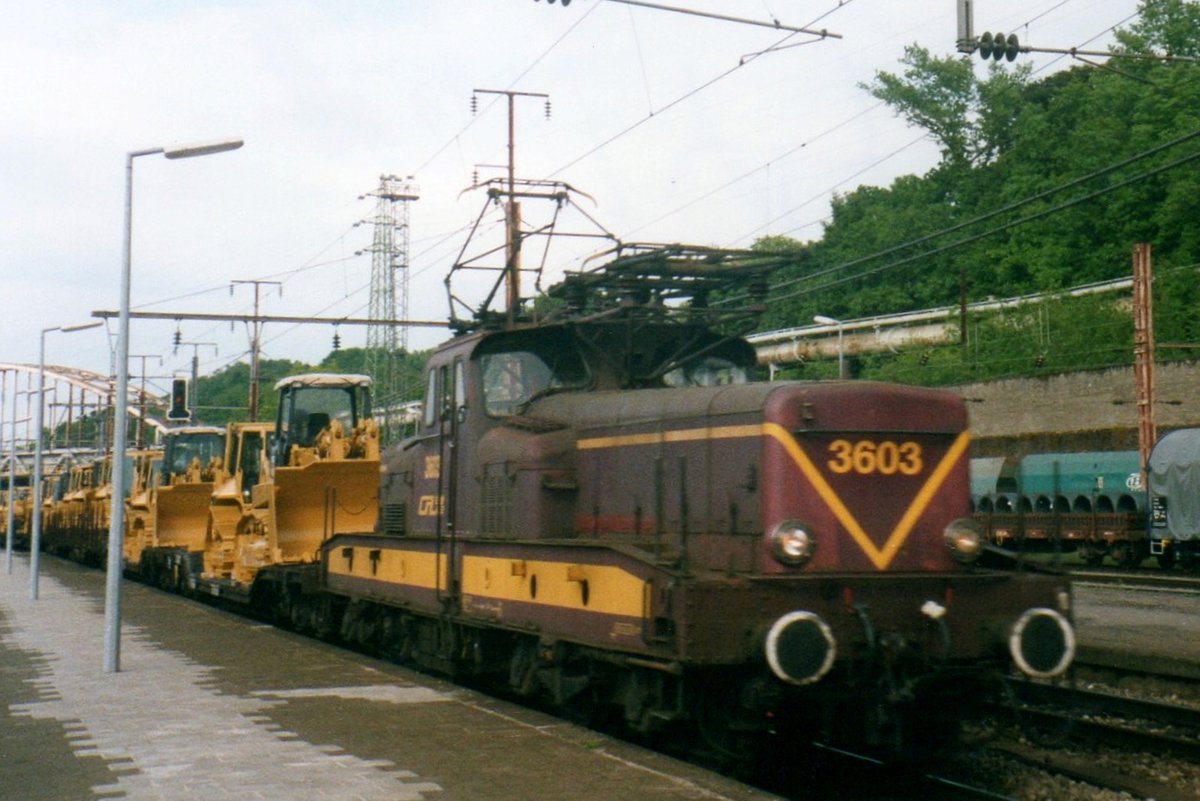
[454,359,466,415]
[423,368,437,428]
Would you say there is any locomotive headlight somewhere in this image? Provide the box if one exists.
[943,517,983,564]
[1009,608,1076,679]
[770,519,816,566]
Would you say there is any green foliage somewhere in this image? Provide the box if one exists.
[861,46,1032,167]
[761,3,1200,387]
[1115,0,1200,56]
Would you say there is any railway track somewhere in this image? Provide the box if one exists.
[973,677,1200,801]
[1070,569,1200,592]
[1004,679,1200,760]
[988,740,1199,801]
[774,743,1024,801]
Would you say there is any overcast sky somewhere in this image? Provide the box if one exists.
[1,0,1140,394]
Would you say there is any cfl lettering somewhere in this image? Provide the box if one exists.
[417,494,445,516]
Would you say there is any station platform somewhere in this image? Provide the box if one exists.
[0,555,779,801]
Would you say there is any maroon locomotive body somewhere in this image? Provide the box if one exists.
[320,248,1075,760]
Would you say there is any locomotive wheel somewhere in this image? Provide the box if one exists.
[1156,550,1177,570]
[689,673,765,773]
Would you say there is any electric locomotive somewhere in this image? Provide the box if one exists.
[313,245,1075,760]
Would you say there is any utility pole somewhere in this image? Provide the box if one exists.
[1132,243,1156,473]
[472,88,549,324]
[175,341,217,424]
[231,280,281,421]
[129,354,159,447]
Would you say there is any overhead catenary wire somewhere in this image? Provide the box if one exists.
[626,3,1142,252]
[754,125,1200,301]
[767,143,1200,306]
[625,102,886,238]
[548,0,857,179]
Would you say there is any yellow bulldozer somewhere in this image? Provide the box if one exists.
[202,373,379,591]
[124,425,224,588]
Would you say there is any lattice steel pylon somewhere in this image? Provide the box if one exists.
[361,174,419,439]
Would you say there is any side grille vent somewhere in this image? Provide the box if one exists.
[482,463,514,537]
[381,503,406,536]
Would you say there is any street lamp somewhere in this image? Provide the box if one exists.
[813,315,846,379]
[30,322,103,599]
[106,137,243,673]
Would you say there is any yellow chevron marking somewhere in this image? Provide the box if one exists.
[761,423,970,570]
[577,422,971,571]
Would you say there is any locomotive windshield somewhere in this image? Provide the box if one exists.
[471,322,757,417]
[481,347,588,416]
[662,356,748,387]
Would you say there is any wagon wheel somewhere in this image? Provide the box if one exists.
[1078,542,1105,567]
[173,554,193,593]
[1110,542,1145,568]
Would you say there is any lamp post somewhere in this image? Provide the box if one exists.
[30,322,103,599]
[813,315,846,379]
[106,137,243,673]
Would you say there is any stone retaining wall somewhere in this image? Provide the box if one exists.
[953,361,1200,456]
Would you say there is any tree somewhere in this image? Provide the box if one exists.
[861,45,1031,169]
[1114,0,1200,57]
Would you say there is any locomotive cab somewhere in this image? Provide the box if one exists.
[381,320,759,541]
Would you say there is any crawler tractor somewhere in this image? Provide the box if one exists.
[201,374,379,594]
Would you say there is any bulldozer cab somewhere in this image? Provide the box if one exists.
[234,425,270,499]
[270,373,373,467]
[161,427,225,485]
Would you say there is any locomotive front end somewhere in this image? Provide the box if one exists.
[742,381,1075,750]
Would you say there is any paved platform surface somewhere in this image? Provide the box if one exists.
[1,555,780,801]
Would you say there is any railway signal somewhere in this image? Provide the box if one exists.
[167,377,190,421]
[956,0,1198,65]
[978,32,1020,62]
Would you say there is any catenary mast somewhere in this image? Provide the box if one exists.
[362,174,419,439]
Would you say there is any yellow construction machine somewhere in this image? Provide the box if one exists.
[201,373,379,594]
